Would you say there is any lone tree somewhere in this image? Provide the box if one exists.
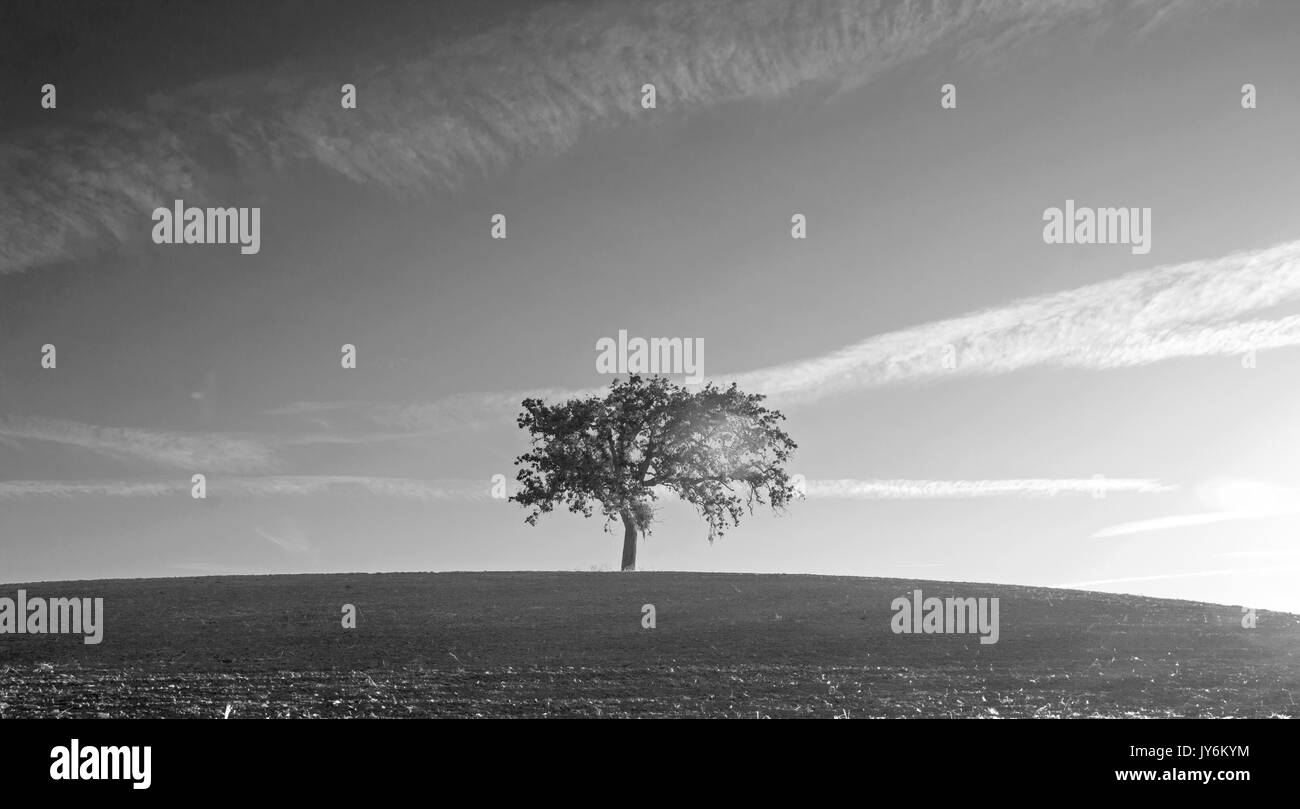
[510,375,798,571]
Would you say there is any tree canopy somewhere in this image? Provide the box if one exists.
[510,375,798,570]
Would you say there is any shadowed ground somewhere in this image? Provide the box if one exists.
[1,572,1296,718]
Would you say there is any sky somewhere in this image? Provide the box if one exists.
[2,0,1300,613]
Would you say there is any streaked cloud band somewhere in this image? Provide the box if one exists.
[270,239,1300,433]
[0,0,1214,275]
[0,475,1174,502]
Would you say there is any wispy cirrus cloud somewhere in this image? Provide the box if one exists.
[1091,512,1252,538]
[0,480,182,499]
[264,388,588,435]
[1052,568,1292,588]
[1091,478,1300,538]
[806,478,1176,499]
[221,476,499,501]
[0,476,499,501]
[732,240,1300,405]
[0,0,1216,275]
[269,238,1300,434]
[0,417,274,473]
[253,521,317,559]
[0,475,1173,502]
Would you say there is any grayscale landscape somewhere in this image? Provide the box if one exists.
[2,572,1296,718]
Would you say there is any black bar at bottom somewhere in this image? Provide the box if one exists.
[0,719,1281,796]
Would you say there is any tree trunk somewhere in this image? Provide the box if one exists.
[620,510,638,571]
